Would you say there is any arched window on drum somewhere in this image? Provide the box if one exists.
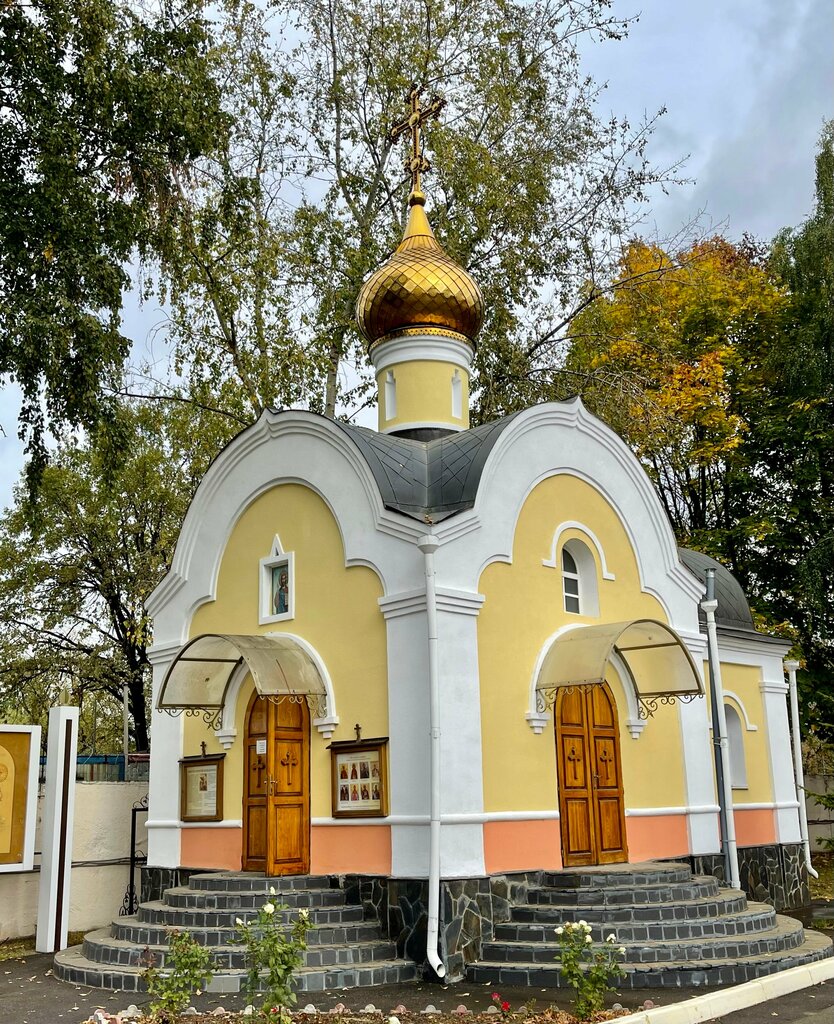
[560,540,600,617]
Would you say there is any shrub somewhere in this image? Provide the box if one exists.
[140,929,214,1019]
[233,890,311,1013]
[555,920,626,1020]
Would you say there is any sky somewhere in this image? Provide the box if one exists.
[0,0,831,509]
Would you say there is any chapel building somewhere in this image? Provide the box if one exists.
[142,97,811,980]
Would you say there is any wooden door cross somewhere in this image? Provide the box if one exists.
[566,744,582,783]
[280,749,299,785]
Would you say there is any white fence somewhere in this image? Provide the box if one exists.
[0,781,148,942]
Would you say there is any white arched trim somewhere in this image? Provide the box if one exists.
[608,651,646,740]
[146,410,426,650]
[719,690,759,732]
[461,400,704,626]
[542,521,616,581]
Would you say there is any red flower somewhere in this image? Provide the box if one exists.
[491,994,500,1002]
[501,1002,511,1013]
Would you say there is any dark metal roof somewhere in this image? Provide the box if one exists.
[678,548,756,632]
[333,414,522,522]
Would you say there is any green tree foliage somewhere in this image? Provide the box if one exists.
[0,0,226,478]
[154,0,681,425]
[566,235,787,553]
[0,399,237,751]
[567,123,834,736]
[747,122,834,733]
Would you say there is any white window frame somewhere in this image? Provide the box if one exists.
[561,548,581,614]
[259,536,295,625]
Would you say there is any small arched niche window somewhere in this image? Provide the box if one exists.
[725,703,748,789]
[560,539,600,617]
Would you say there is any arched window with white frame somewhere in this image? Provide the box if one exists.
[560,539,600,616]
[725,703,748,789]
[561,548,581,613]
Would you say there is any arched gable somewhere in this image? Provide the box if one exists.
[147,409,425,650]
[440,399,704,633]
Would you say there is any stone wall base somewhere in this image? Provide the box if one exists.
[682,841,809,911]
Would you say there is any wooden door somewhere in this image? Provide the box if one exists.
[242,694,310,875]
[555,683,628,867]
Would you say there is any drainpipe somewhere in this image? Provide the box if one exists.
[418,533,446,980]
[701,569,740,890]
[785,660,818,879]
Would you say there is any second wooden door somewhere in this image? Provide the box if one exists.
[555,682,628,867]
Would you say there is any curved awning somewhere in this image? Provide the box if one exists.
[156,634,328,721]
[535,619,704,718]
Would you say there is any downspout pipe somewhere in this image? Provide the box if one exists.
[418,533,446,980]
[701,569,740,890]
[785,660,818,879]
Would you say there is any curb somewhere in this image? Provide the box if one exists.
[614,957,834,1023]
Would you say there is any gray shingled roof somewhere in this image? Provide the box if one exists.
[333,415,522,522]
[678,548,756,632]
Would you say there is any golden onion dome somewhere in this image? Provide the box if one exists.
[356,195,484,350]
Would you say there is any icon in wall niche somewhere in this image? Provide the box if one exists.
[259,539,295,625]
[329,738,389,818]
[272,564,290,616]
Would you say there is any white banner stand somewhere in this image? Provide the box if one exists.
[36,706,79,953]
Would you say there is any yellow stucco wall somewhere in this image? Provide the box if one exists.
[709,661,773,803]
[377,360,469,431]
[183,483,387,819]
[478,473,688,813]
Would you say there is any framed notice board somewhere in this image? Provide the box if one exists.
[180,753,225,822]
[329,738,389,818]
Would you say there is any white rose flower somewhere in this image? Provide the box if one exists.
[606,934,616,943]
[269,886,277,896]
[235,918,245,927]
[578,919,587,928]
[618,946,626,955]
[298,908,309,920]
[263,902,275,915]
[585,935,592,944]
[555,927,563,936]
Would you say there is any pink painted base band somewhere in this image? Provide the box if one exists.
[484,819,562,873]
[180,827,242,870]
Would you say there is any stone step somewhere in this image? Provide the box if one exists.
[112,915,383,948]
[494,902,779,944]
[163,886,348,910]
[468,927,833,989]
[482,915,806,965]
[511,889,748,925]
[54,946,418,993]
[540,863,694,888]
[527,876,719,906]
[188,873,334,893]
[136,900,364,929]
[82,929,399,970]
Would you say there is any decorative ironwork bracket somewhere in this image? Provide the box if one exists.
[159,706,223,730]
[637,692,704,720]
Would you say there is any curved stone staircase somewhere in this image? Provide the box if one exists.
[468,862,832,988]
[54,872,417,993]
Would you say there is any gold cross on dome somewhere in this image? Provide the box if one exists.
[391,85,445,204]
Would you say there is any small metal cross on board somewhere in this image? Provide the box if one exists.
[354,723,362,741]
[200,741,207,757]
[391,85,445,201]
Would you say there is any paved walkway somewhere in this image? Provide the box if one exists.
[2,951,834,1024]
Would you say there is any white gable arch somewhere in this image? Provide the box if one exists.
[443,399,703,633]
[147,410,424,653]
